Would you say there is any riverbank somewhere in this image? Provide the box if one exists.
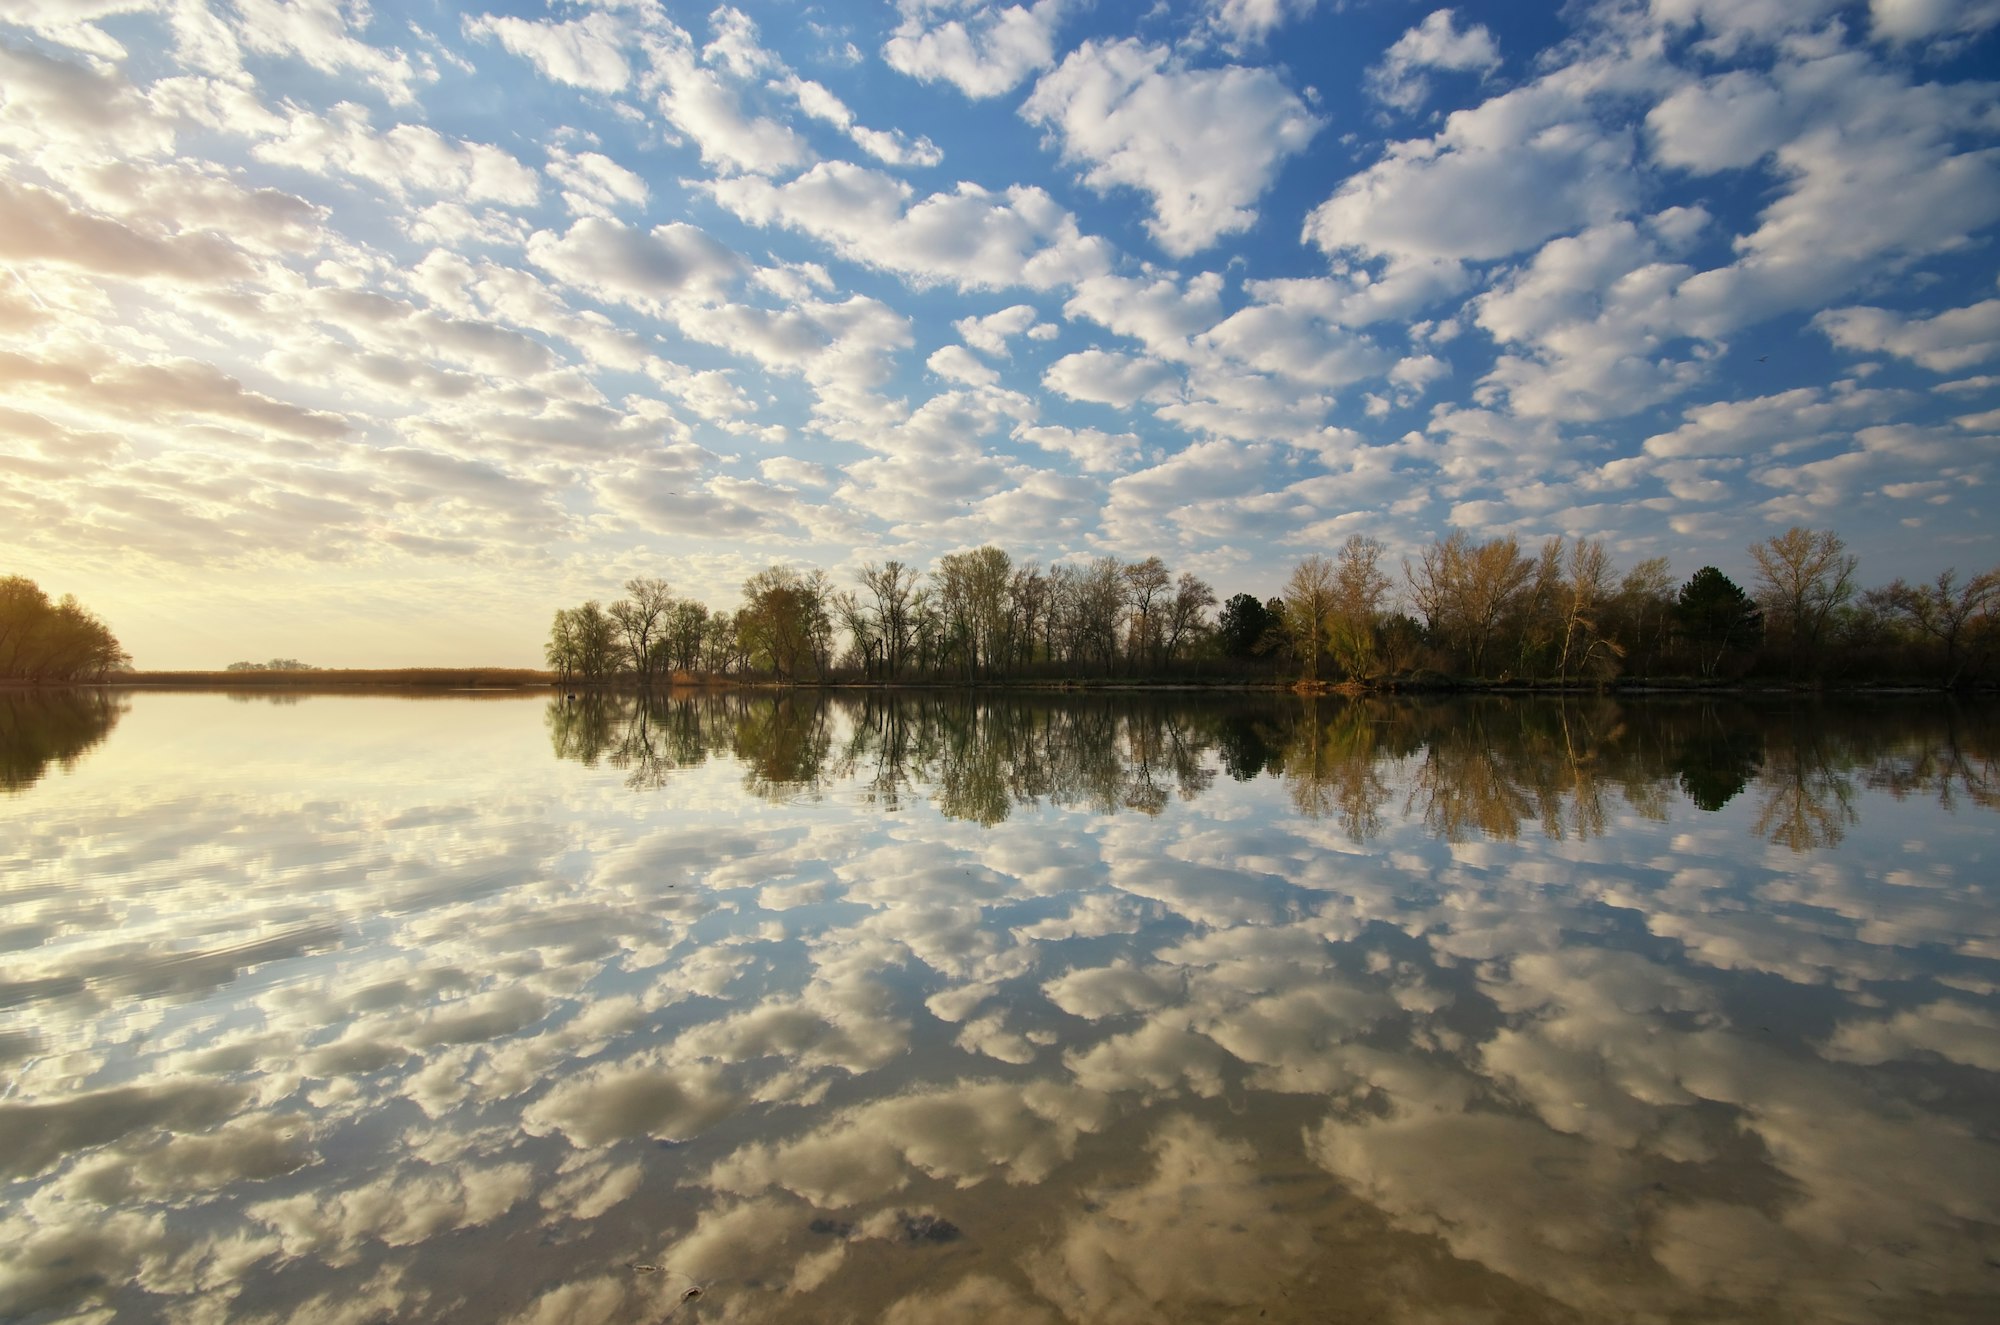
[14,669,1988,695]
[102,668,557,689]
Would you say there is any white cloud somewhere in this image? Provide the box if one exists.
[781,75,943,168]
[1155,366,1332,444]
[1196,290,1393,389]
[883,0,1066,99]
[1097,437,1291,544]
[657,61,811,177]
[1472,216,1706,421]
[1015,423,1139,472]
[707,163,1112,291]
[954,303,1041,356]
[1642,386,1913,460]
[1023,39,1322,256]
[405,202,529,249]
[525,217,741,313]
[1201,0,1320,47]
[254,103,540,206]
[1043,348,1179,408]
[1368,9,1502,112]
[760,456,832,487]
[0,0,138,59]
[1816,299,2000,373]
[1063,272,1225,362]
[1647,69,1805,174]
[1871,0,2000,43]
[1390,354,1449,392]
[927,344,1000,386]
[231,0,433,106]
[1305,82,1638,266]
[1648,0,1849,55]
[1666,54,2000,334]
[546,148,648,218]
[464,10,634,93]
[0,39,177,158]
[0,180,253,282]
[703,5,782,79]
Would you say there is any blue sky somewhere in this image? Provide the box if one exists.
[3,0,1998,666]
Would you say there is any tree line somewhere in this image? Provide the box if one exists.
[0,577,130,683]
[547,527,2000,689]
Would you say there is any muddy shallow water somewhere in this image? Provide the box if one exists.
[3,689,1997,1323]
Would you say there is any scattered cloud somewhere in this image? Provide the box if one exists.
[1367,9,1501,112]
[1024,39,1322,256]
[883,0,1066,99]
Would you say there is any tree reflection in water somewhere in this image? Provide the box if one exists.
[544,691,2000,847]
[1754,717,1862,851]
[0,688,126,793]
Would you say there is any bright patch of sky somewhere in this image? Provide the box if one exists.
[1,0,1996,666]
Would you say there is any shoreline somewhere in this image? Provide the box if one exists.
[5,672,1990,697]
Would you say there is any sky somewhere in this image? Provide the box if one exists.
[2,0,1998,668]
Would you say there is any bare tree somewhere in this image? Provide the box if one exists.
[859,561,918,679]
[1750,526,1857,675]
[1609,556,1674,678]
[1872,568,2000,685]
[1044,563,1080,667]
[1514,537,1566,676]
[1162,571,1216,665]
[1007,563,1048,672]
[1329,535,1390,679]
[1557,538,1622,681]
[833,589,878,677]
[1122,556,1172,670]
[608,577,674,685]
[664,599,709,674]
[932,546,1012,679]
[1075,557,1126,673]
[1283,555,1339,680]
[1407,531,1534,675]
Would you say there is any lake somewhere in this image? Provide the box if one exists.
[3,688,1998,1323]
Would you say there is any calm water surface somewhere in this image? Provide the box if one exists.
[3,689,1998,1323]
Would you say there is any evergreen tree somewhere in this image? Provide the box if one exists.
[1675,567,1762,678]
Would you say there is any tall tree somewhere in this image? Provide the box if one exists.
[1514,537,1567,676]
[608,576,674,685]
[1216,593,1277,659]
[1162,571,1216,665]
[740,565,826,681]
[1007,563,1049,672]
[1329,535,1390,679]
[1122,556,1172,670]
[1075,558,1126,673]
[932,548,1011,679]
[1674,567,1762,678]
[0,579,131,682]
[1407,532,1534,675]
[859,561,918,679]
[1610,556,1674,678]
[1282,555,1339,680]
[833,589,878,677]
[546,601,617,683]
[1750,526,1857,675]
[664,599,710,674]
[1557,538,1621,681]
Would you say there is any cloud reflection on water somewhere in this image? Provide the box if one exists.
[1,691,1997,1322]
